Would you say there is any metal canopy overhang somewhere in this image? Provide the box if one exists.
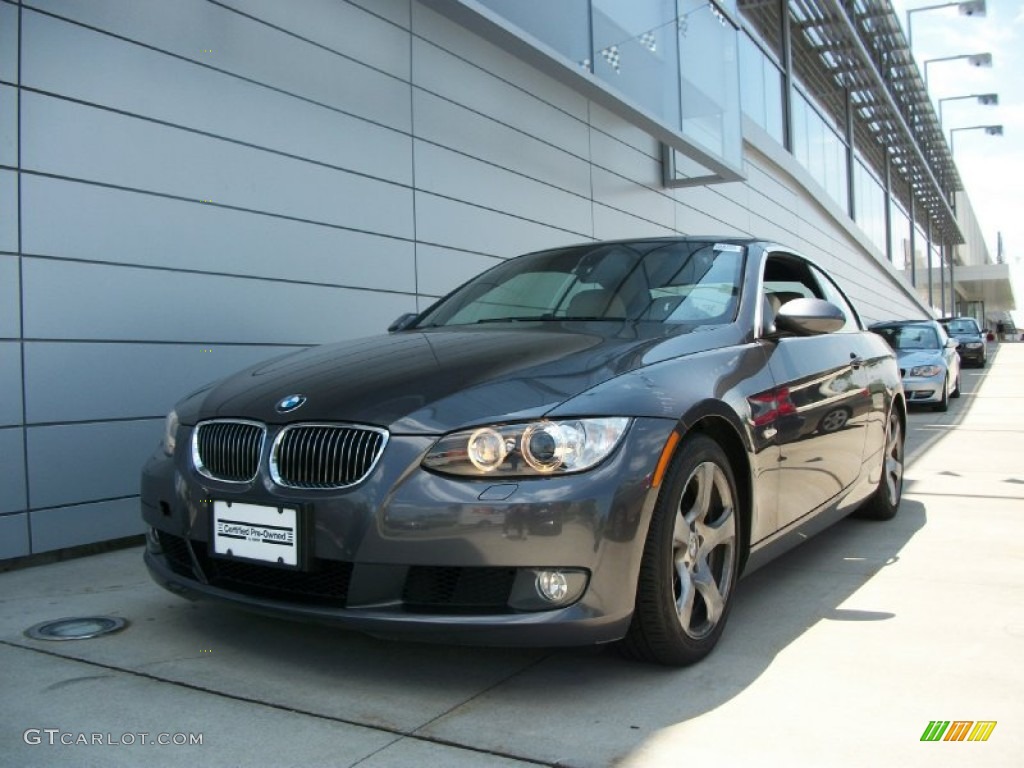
[741,0,965,245]
[419,0,746,187]
[954,263,1018,311]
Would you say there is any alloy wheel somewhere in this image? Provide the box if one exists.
[882,410,904,506]
[671,462,737,640]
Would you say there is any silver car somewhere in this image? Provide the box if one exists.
[871,320,961,411]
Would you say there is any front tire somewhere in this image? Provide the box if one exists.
[857,407,904,521]
[951,372,961,398]
[620,435,741,666]
[933,376,949,412]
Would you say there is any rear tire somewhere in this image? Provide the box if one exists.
[619,435,741,666]
[857,407,904,521]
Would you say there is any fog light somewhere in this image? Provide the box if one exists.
[536,570,569,602]
[508,568,588,610]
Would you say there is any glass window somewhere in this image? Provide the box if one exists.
[914,223,927,271]
[827,129,848,210]
[945,318,980,334]
[463,1,743,182]
[477,0,591,69]
[853,158,886,257]
[738,32,783,144]
[593,0,681,128]
[874,323,941,351]
[810,265,861,332]
[678,0,742,166]
[417,240,746,327]
[792,91,848,212]
[763,62,784,142]
[890,201,910,271]
[738,34,765,128]
[792,92,809,171]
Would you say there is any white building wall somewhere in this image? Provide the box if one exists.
[0,0,928,558]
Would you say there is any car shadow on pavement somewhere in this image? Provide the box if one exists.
[139,497,928,765]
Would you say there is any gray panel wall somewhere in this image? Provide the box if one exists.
[0,0,25,551]
[3,0,930,559]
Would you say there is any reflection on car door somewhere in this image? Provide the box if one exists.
[765,336,869,525]
[760,255,871,528]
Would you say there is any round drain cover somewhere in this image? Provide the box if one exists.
[24,616,128,641]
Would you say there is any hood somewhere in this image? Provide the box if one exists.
[896,349,944,369]
[181,323,739,433]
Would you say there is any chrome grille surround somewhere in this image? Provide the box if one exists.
[192,419,267,484]
[270,423,388,490]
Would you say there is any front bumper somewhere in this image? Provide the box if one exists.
[957,344,985,365]
[901,373,946,404]
[141,417,676,646]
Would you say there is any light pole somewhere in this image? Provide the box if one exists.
[949,124,1004,156]
[937,92,998,128]
[907,0,986,49]
[947,124,1003,316]
[922,52,992,90]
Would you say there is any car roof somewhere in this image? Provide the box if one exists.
[529,236,767,251]
[870,319,936,328]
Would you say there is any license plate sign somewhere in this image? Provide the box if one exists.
[212,501,298,567]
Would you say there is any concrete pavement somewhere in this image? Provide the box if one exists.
[1,344,1021,767]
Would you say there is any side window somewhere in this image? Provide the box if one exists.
[761,254,819,331]
[809,265,861,333]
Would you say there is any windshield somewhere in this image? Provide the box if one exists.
[875,324,940,351]
[945,319,980,335]
[416,241,745,328]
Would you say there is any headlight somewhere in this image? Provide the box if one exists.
[162,410,179,456]
[908,365,942,377]
[966,342,983,349]
[423,418,631,477]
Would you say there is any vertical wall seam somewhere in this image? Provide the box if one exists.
[586,102,595,240]
[16,0,31,551]
[408,1,419,310]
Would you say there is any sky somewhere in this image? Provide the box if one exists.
[892,0,1023,325]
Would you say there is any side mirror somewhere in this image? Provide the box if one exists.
[388,312,419,333]
[945,338,959,348]
[775,298,846,336]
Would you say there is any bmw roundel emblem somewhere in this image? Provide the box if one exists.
[275,394,307,413]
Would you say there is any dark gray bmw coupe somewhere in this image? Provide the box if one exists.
[142,237,906,665]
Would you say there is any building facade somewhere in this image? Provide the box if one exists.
[0,0,994,558]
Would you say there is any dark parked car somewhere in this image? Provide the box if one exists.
[142,238,906,666]
[942,316,987,367]
[871,319,961,412]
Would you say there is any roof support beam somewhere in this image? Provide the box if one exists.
[816,0,962,243]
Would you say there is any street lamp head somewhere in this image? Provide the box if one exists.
[968,52,993,67]
[978,93,999,106]
[985,125,1004,136]
[959,0,987,17]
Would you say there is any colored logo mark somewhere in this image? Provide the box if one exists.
[275,394,306,413]
[921,720,997,742]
